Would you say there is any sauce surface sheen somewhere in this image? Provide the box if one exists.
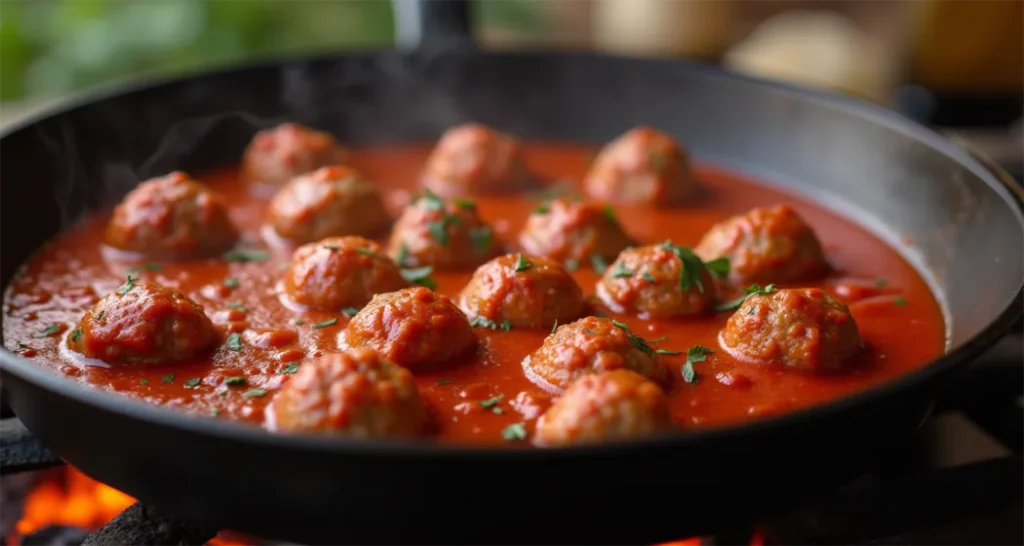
[2,144,946,445]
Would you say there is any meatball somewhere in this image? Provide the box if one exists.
[523,316,665,393]
[517,198,633,266]
[344,287,476,370]
[421,123,530,197]
[386,190,497,269]
[534,369,672,447]
[241,122,348,188]
[457,253,584,329]
[103,172,239,260]
[283,236,408,311]
[719,287,863,373]
[267,348,426,437]
[596,242,719,318]
[68,280,216,364]
[583,126,694,206]
[266,166,390,245]
[695,205,828,284]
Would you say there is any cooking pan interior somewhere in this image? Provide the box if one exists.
[1,50,1022,543]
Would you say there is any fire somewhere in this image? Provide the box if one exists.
[10,467,134,544]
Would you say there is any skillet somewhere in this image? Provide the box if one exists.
[1,1,1022,543]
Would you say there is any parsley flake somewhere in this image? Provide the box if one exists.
[224,377,247,386]
[492,407,504,415]
[33,324,60,338]
[282,363,300,375]
[70,329,82,342]
[427,214,460,245]
[140,379,149,385]
[500,320,512,332]
[395,243,409,267]
[292,317,305,325]
[226,333,243,351]
[322,244,341,251]
[714,284,777,312]
[682,345,713,383]
[502,422,528,442]
[875,278,888,287]
[565,259,579,272]
[705,257,731,279]
[437,379,452,386]
[185,378,201,388]
[894,296,908,307]
[342,307,361,317]
[222,277,240,289]
[356,247,376,257]
[161,374,175,384]
[311,318,339,329]
[551,320,559,334]
[610,260,633,279]
[222,249,269,262]
[480,395,504,408]
[610,320,656,357]
[418,188,445,211]
[469,226,493,255]
[656,349,682,355]
[400,266,436,290]
[660,241,726,293]
[591,254,608,274]
[602,204,619,225]
[243,388,267,399]
[116,274,138,296]
[454,197,476,210]
[513,253,532,272]
[642,272,656,284]
[226,302,247,313]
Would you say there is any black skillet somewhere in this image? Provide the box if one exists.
[1,2,1022,544]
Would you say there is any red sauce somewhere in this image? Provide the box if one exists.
[2,144,946,445]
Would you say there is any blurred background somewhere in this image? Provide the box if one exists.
[1,0,1021,155]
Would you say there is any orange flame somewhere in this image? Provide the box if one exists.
[10,467,134,544]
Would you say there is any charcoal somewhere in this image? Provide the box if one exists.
[81,503,215,546]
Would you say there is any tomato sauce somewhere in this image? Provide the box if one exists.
[2,144,946,445]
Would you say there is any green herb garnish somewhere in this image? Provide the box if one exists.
[533,201,551,215]
[437,379,452,386]
[222,249,269,262]
[226,333,243,351]
[243,388,267,399]
[502,422,527,442]
[454,197,476,210]
[311,318,339,329]
[418,188,445,211]
[282,363,300,375]
[469,226,493,255]
[513,253,532,272]
[610,260,633,279]
[162,374,175,384]
[682,345,713,384]
[33,324,60,338]
[70,329,82,342]
[591,254,608,274]
[400,266,436,290]
[642,272,656,284]
[469,317,511,332]
[356,247,376,257]
[226,302,247,313]
[322,244,341,251]
[222,277,240,289]
[611,320,656,357]
[292,317,305,325]
[128,262,162,274]
[395,243,409,267]
[894,296,908,307]
[602,204,619,225]
[550,320,558,334]
[565,259,579,272]
[140,379,149,385]
[656,349,682,355]
[342,307,361,317]
[660,241,727,293]
[714,283,777,312]
[705,257,731,279]
[185,378,201,388]
[224,377,247,386]
[875,278,888,287]
[427,214,460,245]
[479,395,505,409]
[116,274,138,296]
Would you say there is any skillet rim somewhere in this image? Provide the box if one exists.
[1,50,1022,459]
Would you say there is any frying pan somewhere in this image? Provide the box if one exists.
[1,2,1022,544]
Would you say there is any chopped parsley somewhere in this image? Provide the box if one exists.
[660,241,729,293]
[875,278,888,287]
[95,310,105,321]
[400,266,436,290]
[564,259,579,272]
[479,395,504,409]
[492,407,504,415]
[139,379,149,385]
[469,226,493,255]
[436,379,452,386]
[533,202,551,215]
[242,388,267,399]
[282,363,300,375]
[591,254,609,274]
[894,296,908,307]
[226,302,247,313]
[161,374,175,384]
[185,378,201,388]
[116,274,138,296]
[311,318,339,329]
[226,333,243,351]
[682,345,713,384]
[551,320,559,334]
[513,253,532,272]
[395,243,409,267]
[356,247,376,257]
[610,260,633,279]
[656,349,682,355]
[648,336,667,343]
[222,277,240,289]
[454,197,476,210]
[33,324,60,338]
[322,244,341,251]
[611,320,656,357]
[427,214,460,245]
[70,329,82,342]
[714,283,777,312]
[222,249,269,262]
[224,377,247,386]
[292,317,305,325]
[417,188,445,211]
[502,422,528,442]
[342,307,361,317]
[469,317,512,332]
[602,204,619,225]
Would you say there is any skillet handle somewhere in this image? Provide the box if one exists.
[394,0,475,51]
[0,417,63,474]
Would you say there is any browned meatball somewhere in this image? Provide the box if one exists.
[68,279,215,364]
[103,172,238,260]
[695,205,828,284]
[421,123,529,197]
[719,288,863,373]
[517,198,633,266]
[583,126,694,206]
[456,253,584,329]
[267,348,426,437]
[344,287,476,370]
[241,123,348,188]
[523,316,665,393]
[534,369,672,447]
[266,166,390,245]
[283,237,408,311]
[596,242,720,318]
[386,190,497,269]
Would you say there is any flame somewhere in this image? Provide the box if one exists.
[656,539,703,546]
[12,467,135,539]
